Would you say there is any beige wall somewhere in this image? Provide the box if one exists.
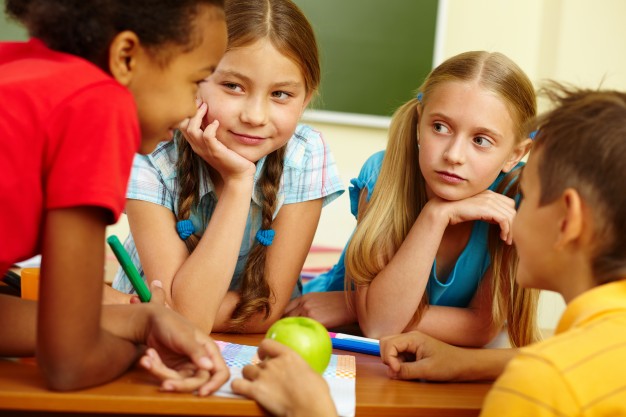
[442,0,626,91]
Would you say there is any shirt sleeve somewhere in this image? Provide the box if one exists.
[480,352,579,417]
[283,124,345,206]
[348,150,385,219]
[125,143,176,211]
[44,81,140,223]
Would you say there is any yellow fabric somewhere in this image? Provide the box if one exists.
[481,280,626,417]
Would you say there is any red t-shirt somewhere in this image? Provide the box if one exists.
[0,38,140,274]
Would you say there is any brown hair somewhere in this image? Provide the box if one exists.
[532,83,626,284]
[176,0,320,331]
[345,51,541,347]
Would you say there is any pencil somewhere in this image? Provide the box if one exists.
[106,235,151,302]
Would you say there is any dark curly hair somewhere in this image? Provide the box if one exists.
[5,0,224,69]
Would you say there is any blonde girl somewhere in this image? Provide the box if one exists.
[292,51,540,348]
[351,50,542,346]
[110,0,344,333]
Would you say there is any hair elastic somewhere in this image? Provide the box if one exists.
[256,229,275,246]
[176,219,195,240]
[529,130,538,140]
[416,92,423,102]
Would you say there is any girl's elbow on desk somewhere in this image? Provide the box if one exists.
[358,314,406,340]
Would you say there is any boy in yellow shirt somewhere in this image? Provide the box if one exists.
[476,85,626,416]
[229,85,626,417]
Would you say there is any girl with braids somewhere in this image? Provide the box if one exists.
[288,51,541,348]
[0,0,229,393]
[111,0,344,333]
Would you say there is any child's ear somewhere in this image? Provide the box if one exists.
[108,31,141,87]
[555,188,585,249]
[502,138,533,173]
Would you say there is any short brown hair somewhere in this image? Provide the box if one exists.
[532,83,626,283]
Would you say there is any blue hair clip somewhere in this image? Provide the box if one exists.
[176,219,195,240]
[416,92,423,102]
[255,229,275,246]
[529,130,538,140]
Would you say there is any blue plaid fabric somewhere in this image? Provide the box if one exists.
[112,124,344,294]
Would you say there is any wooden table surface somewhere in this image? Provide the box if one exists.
[0,333,491,417]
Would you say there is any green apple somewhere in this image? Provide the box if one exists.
[265,317,332,373]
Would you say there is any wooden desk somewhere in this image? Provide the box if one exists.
[0,334,490,417]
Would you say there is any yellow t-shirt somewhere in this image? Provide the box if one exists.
[481,279,626,416]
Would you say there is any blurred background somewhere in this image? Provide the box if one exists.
[4,0,626,330]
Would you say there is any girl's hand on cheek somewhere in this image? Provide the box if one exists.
[179,103,255,182]
[428,191,516,244]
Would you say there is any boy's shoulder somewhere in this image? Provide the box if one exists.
[508,281,626,407]
[522,283,626,369]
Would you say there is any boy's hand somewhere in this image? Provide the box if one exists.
[231,339,337,417]
[380,331,465,381]
[139,281,229,395]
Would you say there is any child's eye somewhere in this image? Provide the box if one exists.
[272,91,292,100]
[433,122,450,134]
[223,83,243,93]
[473,136,493,148]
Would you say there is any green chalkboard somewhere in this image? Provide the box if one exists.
[294,0,438,117]
[1,0,438,117]
[0,0,28,41]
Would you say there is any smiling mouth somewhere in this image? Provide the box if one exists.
[231,131,266,145]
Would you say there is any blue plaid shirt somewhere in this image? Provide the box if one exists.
[113,124,344,294]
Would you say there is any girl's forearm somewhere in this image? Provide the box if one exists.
[211,200,321,334]
[211,291,284,333]
[0,295,37,356]
[34,302,147,390]
[357,206,449,338]
[171,179,253,332]
[412,305,503,347]
[0,297,153,390]
[100,303,155,342]
[38,326,140,391]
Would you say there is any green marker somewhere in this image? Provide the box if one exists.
[106,235,151,302]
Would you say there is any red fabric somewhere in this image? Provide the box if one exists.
[0,38,140,274]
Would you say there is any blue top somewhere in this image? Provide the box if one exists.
[113,124,345,297]
[303,151,522,308]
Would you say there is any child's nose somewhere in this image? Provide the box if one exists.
[241,97,269,126]
[443,136,465,164]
